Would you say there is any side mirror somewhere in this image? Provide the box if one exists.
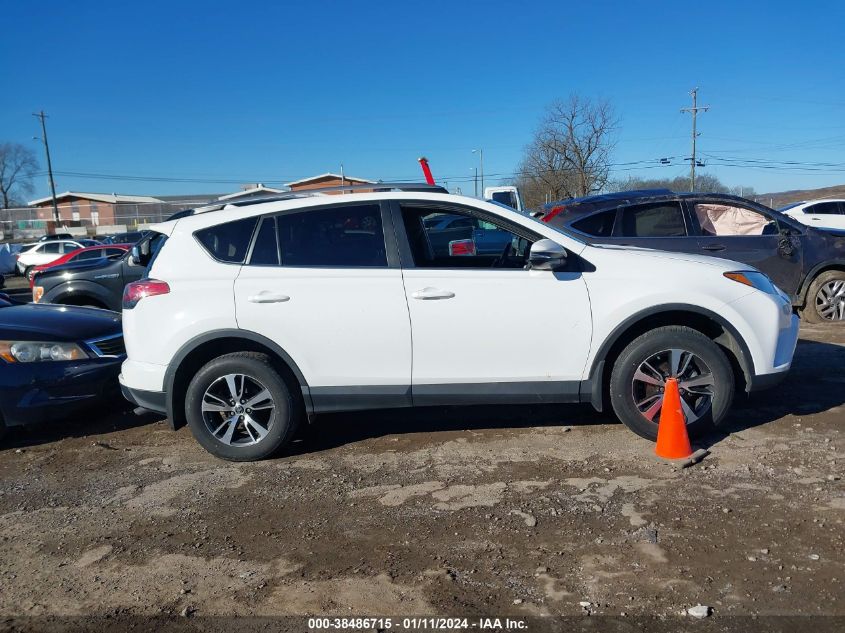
[528,239,568,271]
[129,245,142,266]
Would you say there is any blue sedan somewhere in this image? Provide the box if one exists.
[0,294,124,438]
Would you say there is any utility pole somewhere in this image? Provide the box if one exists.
[680,88,709,192]
[33,110,60,224]
[472,167,478,197]
[472,148,484,195]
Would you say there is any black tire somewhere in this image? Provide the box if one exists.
[609,326,735,441]
[801,270,845,323]
[23,266,33,281]
[184,352,301,461]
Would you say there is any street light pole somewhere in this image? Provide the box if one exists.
[33,110,59,225]
[472,167,478,197]
[472,148,484,196]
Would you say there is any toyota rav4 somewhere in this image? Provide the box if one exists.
[119,185,799,461]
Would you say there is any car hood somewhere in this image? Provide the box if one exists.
[37,257,121,280]
[0,303,121,342]
[587,243,749,271]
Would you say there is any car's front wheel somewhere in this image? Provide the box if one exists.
[609,326,735,441]
[184,352,301,461]
[802,270,845,323]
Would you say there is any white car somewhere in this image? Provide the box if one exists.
[15,240,84,277]
[780,199,845,231]
[119,186,799,461]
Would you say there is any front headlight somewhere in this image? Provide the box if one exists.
[724,271,778,295]
[0,341,89,363]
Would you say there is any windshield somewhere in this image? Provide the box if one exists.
[778,201,805,211]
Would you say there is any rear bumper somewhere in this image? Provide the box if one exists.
[0,357,123,426]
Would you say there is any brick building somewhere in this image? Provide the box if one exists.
[285,173,374,193]
[29,191,163,226]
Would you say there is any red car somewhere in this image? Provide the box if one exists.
[29,244,131,288]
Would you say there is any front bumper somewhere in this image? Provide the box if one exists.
[120,382,167,415]
[747,313,800,392]
[0,357,123,426]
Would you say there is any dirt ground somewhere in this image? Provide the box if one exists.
[1,322,843,631]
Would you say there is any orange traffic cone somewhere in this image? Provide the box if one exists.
[655,377,694,459]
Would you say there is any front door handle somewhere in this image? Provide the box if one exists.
[412,287,455,300]
[702,244,726,252]
[248,291,290,304]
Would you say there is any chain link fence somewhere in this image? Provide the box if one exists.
[1,199,216,241]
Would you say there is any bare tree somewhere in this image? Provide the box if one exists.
[0,143,39,209]
[517,95,616,208]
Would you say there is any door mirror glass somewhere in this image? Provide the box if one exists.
[528,239,568,271]
[129,245,143,266]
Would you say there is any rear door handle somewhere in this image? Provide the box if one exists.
[702,244,726,252]
[412,287,455,300]
[248,291,290,304]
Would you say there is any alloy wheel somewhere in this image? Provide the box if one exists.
[631,348,715,425]
[201,373,275,447]
[815,280,845,321]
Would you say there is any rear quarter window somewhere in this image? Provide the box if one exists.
[195,217,258,263]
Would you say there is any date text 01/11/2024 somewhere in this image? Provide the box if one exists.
[307,617,527,630]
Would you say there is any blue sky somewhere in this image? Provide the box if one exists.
[2,0,844,200]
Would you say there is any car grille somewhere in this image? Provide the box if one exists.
[88,335,126,357]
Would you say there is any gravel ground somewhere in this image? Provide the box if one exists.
[0,322,843,631]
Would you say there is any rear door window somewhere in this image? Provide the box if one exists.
[249,217,280,266]
[196,217,258,263]
[571,210,616,237]
[618,202,687,237]
[276,204,387,267]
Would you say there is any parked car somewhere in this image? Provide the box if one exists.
[38,232,74,242]
[15,240,85,278]
[539,190,845,323]
[779,199,845,231]
[0,243,33,277]
[118,186,798,461]
[32,244,149,310]
[0,293,124,440]
[28,244,131,286]
[102,231,148,245]
[423,213,514,256]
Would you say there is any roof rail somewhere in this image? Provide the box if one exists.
[227,181,447,206]
[183,182,450,216]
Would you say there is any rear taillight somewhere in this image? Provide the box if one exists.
[32,286,44,303]
[123,279,170,309]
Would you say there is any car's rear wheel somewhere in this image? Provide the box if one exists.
[184,352,301,461]
[609,326,735,441]
[802,270,845,323]
[23,266,33,281]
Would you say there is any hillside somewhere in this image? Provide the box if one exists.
[757,183,845,209]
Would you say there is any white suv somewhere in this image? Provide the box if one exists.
[119,186,799,461]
